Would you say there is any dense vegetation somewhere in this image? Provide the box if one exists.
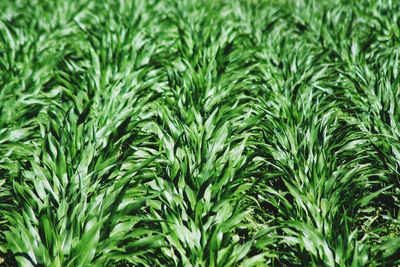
[0,0,399,266]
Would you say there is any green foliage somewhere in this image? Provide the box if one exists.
[0,0,399,266]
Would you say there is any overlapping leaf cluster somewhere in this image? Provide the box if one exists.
[0,0,399,266]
